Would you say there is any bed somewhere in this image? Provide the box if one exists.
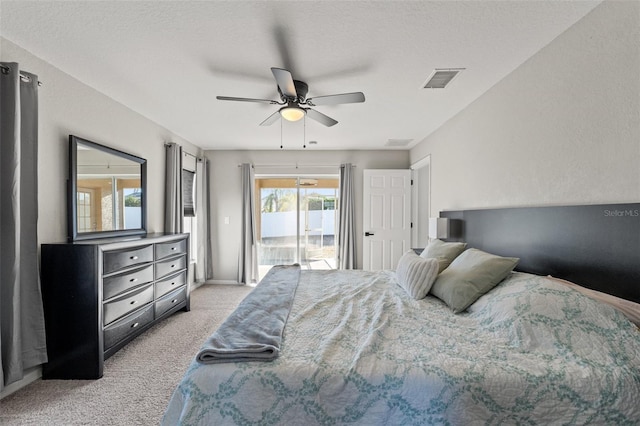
[163,203,640,425]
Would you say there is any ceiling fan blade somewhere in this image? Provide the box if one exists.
[259,111,281,126]
[271,67,297,99]
[216,96,277,104]
[306,109,338,127]
[307,92,365,106]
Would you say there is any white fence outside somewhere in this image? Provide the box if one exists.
[261,210,336,238]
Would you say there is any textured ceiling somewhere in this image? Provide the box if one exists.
[1,1,601,150]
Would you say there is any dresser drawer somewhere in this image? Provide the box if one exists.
[103,265,154,300]
[103,284,154,326]
[155,255,187,280]
[155,270,187,299]
[103,304,154,350]
[155,287,187,318]
[156,238,187,260]
[103,245,153,275]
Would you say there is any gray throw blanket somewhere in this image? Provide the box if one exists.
[196,264,301,364]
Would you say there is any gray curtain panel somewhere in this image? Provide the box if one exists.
[338,163,356,269]
[164,142,183,233]
[195,158,213,282]
[0,63,48,390]
[239,163,258,284]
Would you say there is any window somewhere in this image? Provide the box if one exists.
[77,189,93,232]
[182,151,197,263]
[183,216,197,263]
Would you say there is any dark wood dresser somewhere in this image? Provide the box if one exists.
[40,232,190,379]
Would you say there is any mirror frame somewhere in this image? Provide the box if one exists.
[68,135,147,241]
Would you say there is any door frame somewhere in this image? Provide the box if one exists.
[410,155,431,249]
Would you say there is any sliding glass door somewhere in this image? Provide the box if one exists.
[258,178,299,274]
[256,176,339,280]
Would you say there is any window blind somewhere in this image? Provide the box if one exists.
[183,169,196,217]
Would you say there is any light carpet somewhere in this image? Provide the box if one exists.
[0,284,253,425]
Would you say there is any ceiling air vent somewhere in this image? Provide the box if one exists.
[422,68,465,89]
[386,139,413,147]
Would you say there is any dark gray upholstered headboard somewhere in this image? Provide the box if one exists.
[440,203,640,304]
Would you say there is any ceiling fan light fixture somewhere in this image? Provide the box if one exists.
[218,67,363,127]
[279,105,306,122]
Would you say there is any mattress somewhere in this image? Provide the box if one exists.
[163,269,640,425]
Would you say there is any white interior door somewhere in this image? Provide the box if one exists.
[363,169,412,270]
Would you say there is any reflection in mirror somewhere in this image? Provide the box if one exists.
[69,135,146,241]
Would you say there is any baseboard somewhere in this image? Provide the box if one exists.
[0,366,42,400]
[205,279,243,285]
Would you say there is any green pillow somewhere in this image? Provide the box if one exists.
[420,239,467,273]
[430,248,519,313]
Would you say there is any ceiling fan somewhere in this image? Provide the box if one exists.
[216,67,365,127]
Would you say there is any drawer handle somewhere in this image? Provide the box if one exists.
[171,264,176,268]
[131,322,139,328]
[130,256,138,260]
[129,278,138,283]
[171,247,177,251]
[171,299,178,304]
[130,300,138,305]
[171,282,176,286]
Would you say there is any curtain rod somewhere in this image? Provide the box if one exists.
[0,64,44,86]
[164,142,200,161]
[237,164,355,168]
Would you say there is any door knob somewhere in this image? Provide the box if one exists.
[365,232,375,236]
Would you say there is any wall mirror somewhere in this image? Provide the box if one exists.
[68,135,147,241]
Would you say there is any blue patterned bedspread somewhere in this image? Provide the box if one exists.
[162,270,640,425]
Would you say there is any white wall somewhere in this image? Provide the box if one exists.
[1,38,202,245]
[410,1,640,216]
[207,150,410,280]
[0,38,201,397]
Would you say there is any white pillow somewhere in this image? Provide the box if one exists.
[395,250,439,300]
